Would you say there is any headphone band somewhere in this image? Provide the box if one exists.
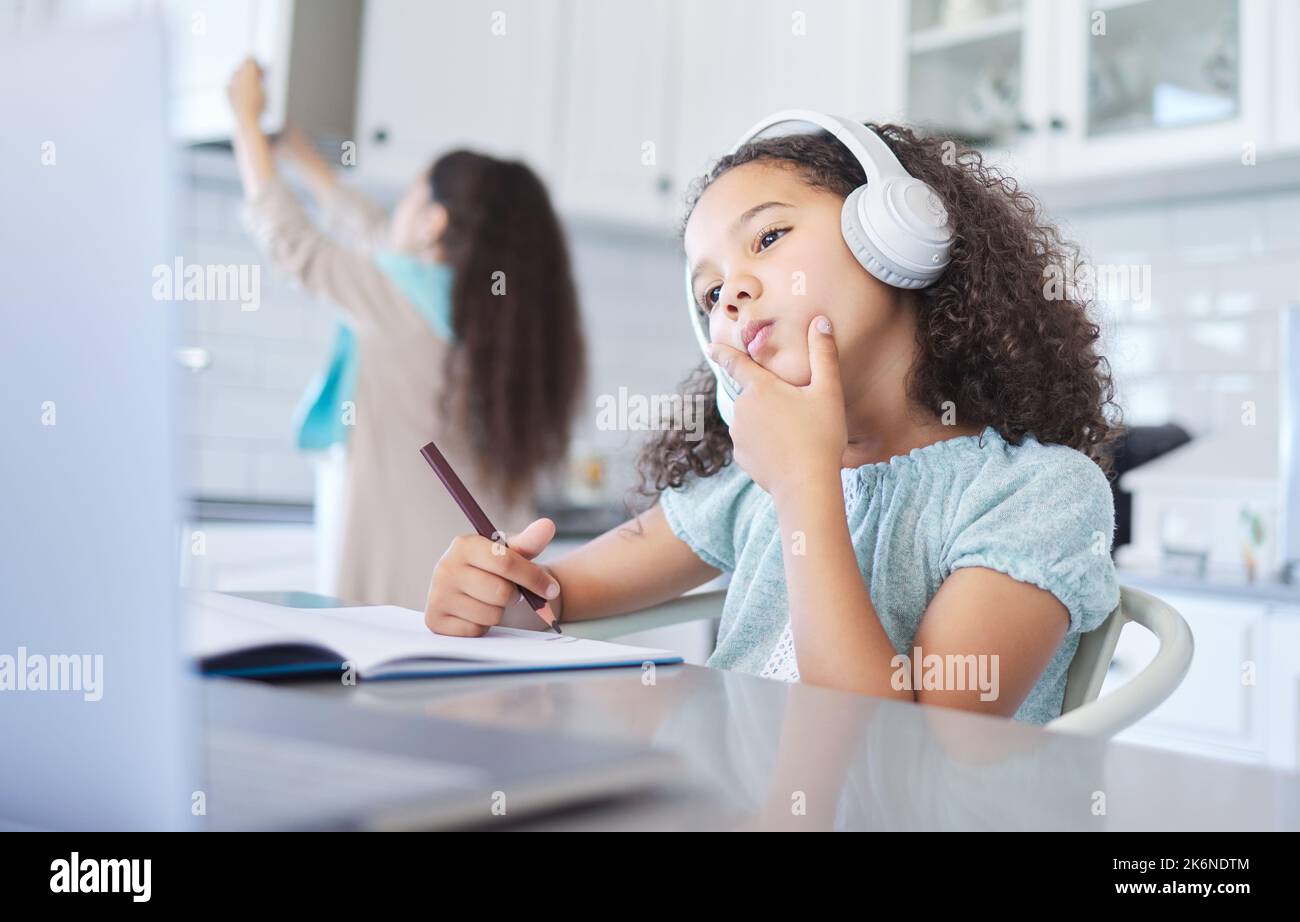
[729,110,908,187]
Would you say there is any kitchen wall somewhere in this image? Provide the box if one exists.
[181,159,1300,510]
[179,172,334,503]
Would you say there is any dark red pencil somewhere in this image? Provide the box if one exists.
[419,440,561,634]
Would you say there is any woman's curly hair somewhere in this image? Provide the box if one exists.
[627,122,1122,514]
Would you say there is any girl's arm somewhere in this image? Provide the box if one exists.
[540,502,722,624]
[909,567,1068,718]
[773,474,915,703]
[775,477,1069,716]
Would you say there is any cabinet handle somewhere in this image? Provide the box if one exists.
[1049,117,1067,132]
[372,126,389,145]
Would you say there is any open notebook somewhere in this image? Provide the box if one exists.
[188,591,683,680]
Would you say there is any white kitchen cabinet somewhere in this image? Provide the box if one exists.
[3,0,152,31]
[1262,606,1300,770]
[351,0,1295,228]
[0,1,283,140]
[903,0,1055,184]
[327,0,907,228]
[1101,589,1269,764]
[667,0,1294,203]
[53,0,335,143]
[1048,0,1273,179]
[1274,0,1300,149]
[552,0,680,227]
[355,0,671,222]
[354,0,565,190]
[671,0,903,208]
[164,0,292,142]
[10,0,358,144]
[898,0,1287,189]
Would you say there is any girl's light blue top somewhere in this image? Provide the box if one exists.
[659,425,1121,725]
[292,252,455,451]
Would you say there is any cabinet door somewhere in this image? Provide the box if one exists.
[672,0,902,207]
[1049,0,1272,178]
[903,0,1055,185]
[165,0,291,142]
[355,0,564,188]
[1275,0,1300,149]
[1262,606,1300,770]
[10,0,291,141]
[553,0,678,227]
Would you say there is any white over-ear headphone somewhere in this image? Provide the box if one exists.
[685,110,954,427]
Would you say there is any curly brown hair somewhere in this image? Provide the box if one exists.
[626,122,1122,516]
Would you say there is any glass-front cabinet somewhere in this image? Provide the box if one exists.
[903,0,1277,183]
[904,0,1056,181]
[1052,0,1271,177]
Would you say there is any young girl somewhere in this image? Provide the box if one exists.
[424,119,1123,726]
[226,59,586,612]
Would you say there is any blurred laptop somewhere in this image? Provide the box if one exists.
[0,20,676,831]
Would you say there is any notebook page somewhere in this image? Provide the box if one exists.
[187,591,679,675]
[187,592,400,670]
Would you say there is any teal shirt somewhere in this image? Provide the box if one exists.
[658,425,1121,725]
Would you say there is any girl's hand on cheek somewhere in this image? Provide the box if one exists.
[707,315,848,505]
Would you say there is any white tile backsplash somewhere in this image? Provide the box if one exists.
[1062,187,1300,432]
[1109,324,1162,378]
[1114,378,1172,427]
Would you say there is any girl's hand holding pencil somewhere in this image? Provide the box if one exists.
[424,517,562,638]
[420,438,562,637]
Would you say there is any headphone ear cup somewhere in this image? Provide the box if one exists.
[841,185,920,289]
[841,184,949,289]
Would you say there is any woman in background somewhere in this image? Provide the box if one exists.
[226,58,586,611]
